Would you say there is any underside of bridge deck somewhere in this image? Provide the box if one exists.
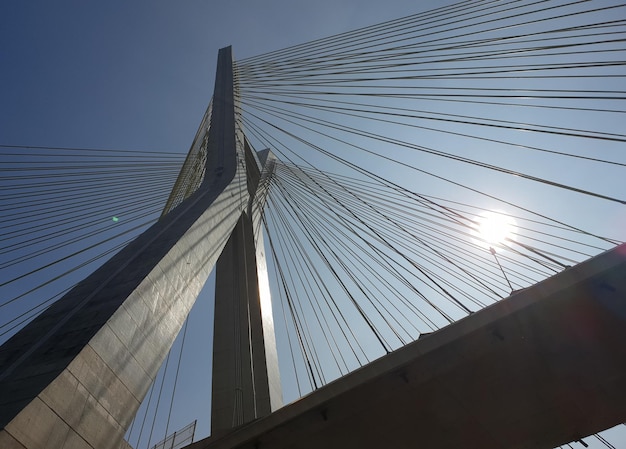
[188,244,626,449]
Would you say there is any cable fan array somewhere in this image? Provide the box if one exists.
[0,145,184,342]
[234,0,626,401]
[233,2,626,445]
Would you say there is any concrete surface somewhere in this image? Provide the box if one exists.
[0,46,247,449]
[212,144,282,433]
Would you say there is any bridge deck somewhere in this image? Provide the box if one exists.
[189,244,626,449]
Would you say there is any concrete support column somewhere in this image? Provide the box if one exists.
[0,46,246,449]
[211,147,282,434]
[213,213,270,431]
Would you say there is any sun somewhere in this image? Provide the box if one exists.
[473,210,517,249]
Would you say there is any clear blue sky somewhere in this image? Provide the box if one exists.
[1,0,456,152]
[1,1,625,448]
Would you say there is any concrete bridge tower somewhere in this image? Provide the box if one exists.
[0,46,281,449]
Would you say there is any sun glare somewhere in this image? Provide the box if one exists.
[474,210,517,248]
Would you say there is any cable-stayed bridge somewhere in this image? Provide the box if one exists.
[1,1,626,448]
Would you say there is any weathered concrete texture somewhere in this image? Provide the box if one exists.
[0,430,27,449]
[189,244,626,449]
[211,147,282,433]
[0,46,245,449]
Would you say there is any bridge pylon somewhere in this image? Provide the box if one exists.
[0,46,281,449]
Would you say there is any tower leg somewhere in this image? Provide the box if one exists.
[0,46,245,449]
[211,147,282,434]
